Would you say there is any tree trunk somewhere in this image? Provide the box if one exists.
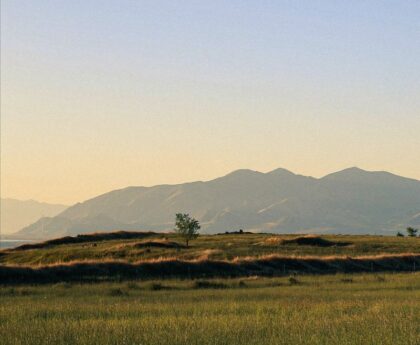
[186,239,189,247]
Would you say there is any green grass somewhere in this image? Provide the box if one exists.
[0,273,419,345]
[1,233,419,266]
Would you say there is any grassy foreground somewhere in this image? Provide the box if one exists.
[1,273,419,345]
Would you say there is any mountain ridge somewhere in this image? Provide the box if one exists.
[15,167,420,239]
[1,198,68,235]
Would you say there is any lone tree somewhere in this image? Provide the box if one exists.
[406,227,418,237]
[174,213,200,247]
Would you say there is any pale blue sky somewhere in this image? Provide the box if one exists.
[2,1,420,203]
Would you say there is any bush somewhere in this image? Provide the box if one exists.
[406,227,418,237]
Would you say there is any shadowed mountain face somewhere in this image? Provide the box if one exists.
[1,199,68,235]
[16,168,420,239]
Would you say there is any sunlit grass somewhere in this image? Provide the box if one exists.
[1,273,419,345]
[1,233,419,266]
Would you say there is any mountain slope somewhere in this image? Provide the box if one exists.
[16,168,420,239]
[1,199,68,235]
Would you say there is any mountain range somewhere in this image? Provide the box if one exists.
[1,198,68,235]
[14,167,420,239]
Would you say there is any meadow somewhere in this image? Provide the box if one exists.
[1,233,419,284]
[0,273,419,345]
[1,232,419,266]
[1,233,419,344]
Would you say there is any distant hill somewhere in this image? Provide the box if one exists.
[1,198,68,235]
[15,167,420,239]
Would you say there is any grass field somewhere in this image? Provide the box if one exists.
[1,232,419,266]
[1,233,419,344]
[0,273,419,345]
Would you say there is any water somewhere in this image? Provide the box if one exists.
[0,239,34,249]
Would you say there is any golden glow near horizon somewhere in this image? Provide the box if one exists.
[2,1,420,204]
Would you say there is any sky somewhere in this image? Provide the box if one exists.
[1,0,420,205]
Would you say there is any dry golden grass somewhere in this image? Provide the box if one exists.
[1,252,419,284]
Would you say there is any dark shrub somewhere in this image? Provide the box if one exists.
[281,236,350,247]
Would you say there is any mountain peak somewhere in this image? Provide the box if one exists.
[336,167,367,174]
[320,167,420,185]
[343,166,366,172]
[222,169,263,178]
[321,167,370,180]
[266,167,295,176]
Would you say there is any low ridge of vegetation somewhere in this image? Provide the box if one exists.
[2,232,419,266]
[279,235,351,247]
[1,253,418,284]
[1,231,419,284]
[131,240,185,249]
[13,231,157,250]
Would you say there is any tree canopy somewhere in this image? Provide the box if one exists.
[174,213,200,247]
[406,227,418,237]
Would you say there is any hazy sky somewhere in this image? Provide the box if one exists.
[1,1,420,204]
